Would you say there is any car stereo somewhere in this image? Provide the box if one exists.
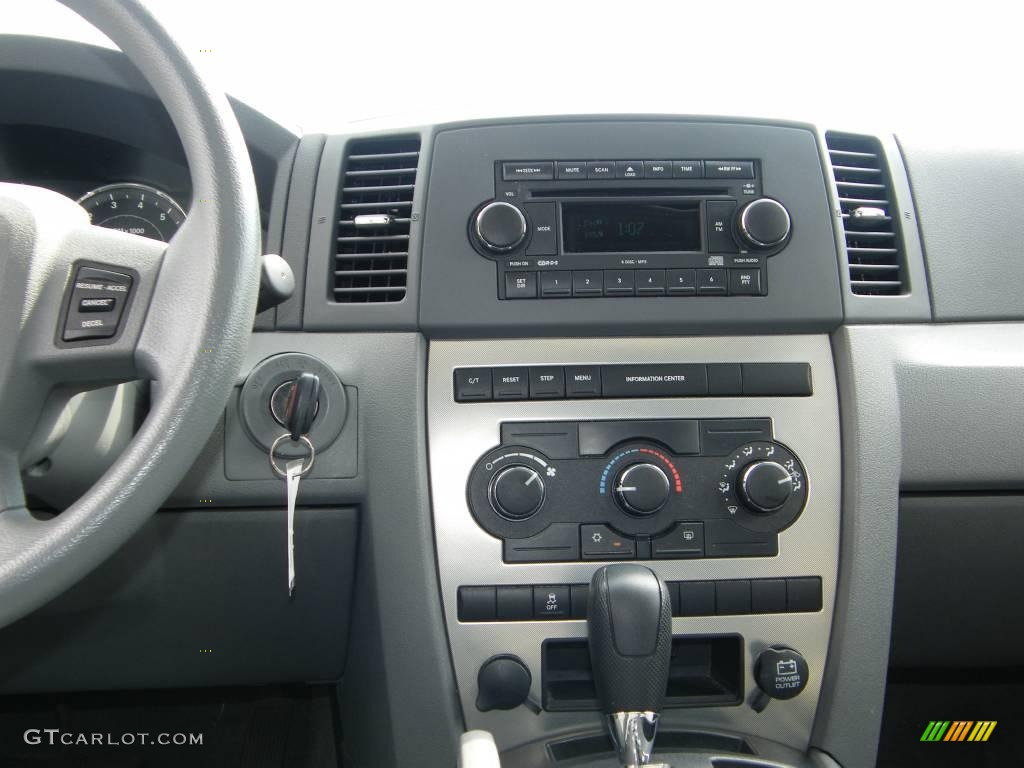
[468,159,792,300]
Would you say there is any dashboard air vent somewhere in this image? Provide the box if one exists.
[333,136,420,303]
[826,132,905,296]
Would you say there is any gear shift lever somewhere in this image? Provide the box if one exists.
[588,564,673,767]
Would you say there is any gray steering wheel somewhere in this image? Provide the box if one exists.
[0,0,261,629]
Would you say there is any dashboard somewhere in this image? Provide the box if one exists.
[2,31,1023,768]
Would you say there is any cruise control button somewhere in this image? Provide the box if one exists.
[572,270,603,297]
[62,316,118,341]
[581,525,636,560]
[505,272,537,299]
[502,161,554,181]
[78,297,116,312]
[454,368,492,402]
[697,269,728,295]
[636,270,666,296]
[652,522,705,558]
[604,270,635,296]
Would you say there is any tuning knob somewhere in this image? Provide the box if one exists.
[737,198,791,250]
[739,461,793,513]
[488,465,545,520]
[613,463,670,516]
[474,201,527,252]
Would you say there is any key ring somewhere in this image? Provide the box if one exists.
[269,434,316,478]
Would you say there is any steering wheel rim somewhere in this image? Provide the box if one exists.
[0,0,261,629]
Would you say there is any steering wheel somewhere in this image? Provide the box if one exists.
[0,1,261,629]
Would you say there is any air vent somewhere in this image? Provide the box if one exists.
[333,136,420,303]
[826,132,906,296]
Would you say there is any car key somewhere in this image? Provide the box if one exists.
[284,457,304,596]
[270,432,315,596]
[283,372,320,441]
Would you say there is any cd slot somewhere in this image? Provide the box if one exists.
[530,186,729,198]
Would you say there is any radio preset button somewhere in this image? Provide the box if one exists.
[587,161,615,179]
[615,161,644,179]
[556,161,587,180]
[604,270,635,296]
[697,269,728,295]
[502,161,554,181]
[572,270,604,297]
[667,269,697,295]
[637,269,667,296]
[541,271,572,297]
[705,160,755,179]
[672,160,704,178]
[505,271,538,299]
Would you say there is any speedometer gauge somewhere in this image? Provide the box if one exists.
[77,182,186,242]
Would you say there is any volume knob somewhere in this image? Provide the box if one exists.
[474,201,527,253]
[737,198,791,250]
[739,461,793,513]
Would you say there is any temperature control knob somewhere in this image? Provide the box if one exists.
[613,463,670,516]
[474,201,527,252]
[739,461,794,513]
[489,465,545,520]
[737,198,791,250]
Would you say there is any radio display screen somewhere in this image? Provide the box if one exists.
[561,203,701,253]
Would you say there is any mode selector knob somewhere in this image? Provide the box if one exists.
[489,465,545,521]
[737,198,791,250]
[739,461,793,513]
[614,463,670,516]
[474,201,527,253]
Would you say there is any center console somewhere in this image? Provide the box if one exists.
[421,119,844,765]
[428,336,839,758]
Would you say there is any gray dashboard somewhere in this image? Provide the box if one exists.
[1,33,1023,768]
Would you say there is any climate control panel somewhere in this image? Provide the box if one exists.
[466,418,808,563]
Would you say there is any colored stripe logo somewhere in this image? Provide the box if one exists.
[921,721,997,742]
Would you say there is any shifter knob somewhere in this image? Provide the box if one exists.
[588,564,673,714]
[588,564,673,768]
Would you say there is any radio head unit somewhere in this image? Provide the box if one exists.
[468,159,792,300]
